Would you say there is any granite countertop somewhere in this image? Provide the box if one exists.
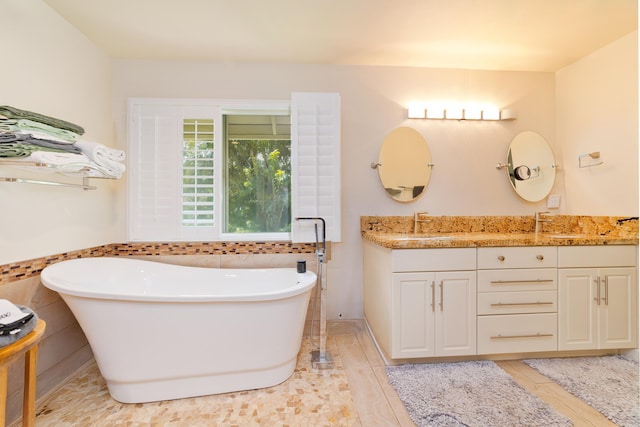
[360,215,639,249]
[361,231,639,249]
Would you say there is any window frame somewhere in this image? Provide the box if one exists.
[219,106,292,241]
[128,98,292,242]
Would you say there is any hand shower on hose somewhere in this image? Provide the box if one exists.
[295,217,326,263]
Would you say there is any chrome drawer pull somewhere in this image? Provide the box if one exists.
[490,333,554,339]
[490,301,554,307]
[489,279,554,284]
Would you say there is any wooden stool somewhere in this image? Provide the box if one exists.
[0,319,46,427]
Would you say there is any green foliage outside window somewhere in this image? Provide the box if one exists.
[226,139,291,233]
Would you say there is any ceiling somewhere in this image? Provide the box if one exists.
[43,0,637,72]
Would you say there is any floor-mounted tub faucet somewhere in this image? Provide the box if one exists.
[294,217,333,370]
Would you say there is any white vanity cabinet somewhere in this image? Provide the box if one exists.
[363,241,476,359]
[477,247,559,355]
[558,246,638,351]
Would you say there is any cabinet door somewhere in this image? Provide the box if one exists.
[559,267,638,350]
[391,272,436,358]
[435,271,477,356]
[558,268,598,350]
[600,267,637,349]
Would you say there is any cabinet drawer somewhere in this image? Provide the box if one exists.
[478,269,557,292]
[478,291,557,315]
[477,313,557,354]
[391,248,476,272]
[558,245,637,268]
[478,247,557,269]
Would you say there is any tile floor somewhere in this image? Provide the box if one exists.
[26,320,616,426]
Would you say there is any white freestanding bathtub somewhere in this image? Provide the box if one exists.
[40,257,316,403]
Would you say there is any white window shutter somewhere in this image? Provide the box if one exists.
[128,102,182,241]
[291,92,342,243]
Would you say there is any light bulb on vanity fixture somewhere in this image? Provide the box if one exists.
[445,106,464,120]
[425,106,445,119]
[482,107,500,120]
[407,103,426,119]
[463,106,482,120]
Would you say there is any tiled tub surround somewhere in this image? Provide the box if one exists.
[1,241,317,286]
[361,215,639,247]
[0,241,317,426]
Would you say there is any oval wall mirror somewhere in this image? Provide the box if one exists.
[505,131,556,202]
[377,127,432,202]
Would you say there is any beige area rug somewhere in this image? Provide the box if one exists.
[386,360,572,427]
[34,338,358,426]
[524,356,639,427]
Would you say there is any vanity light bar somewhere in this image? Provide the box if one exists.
[407,107,516,121]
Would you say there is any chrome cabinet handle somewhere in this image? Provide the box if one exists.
[439,281,444,311]
[431,281,435,312]
[490,301,554,307]
[490,333,554,339]
[497,256,505,262]
[603,276,609,305]
[490,279,553,285]
[594,277,601,305]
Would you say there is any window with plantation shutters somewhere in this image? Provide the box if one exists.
[291,92,342,243]
[181,119,215,227]
[128,95,341,243]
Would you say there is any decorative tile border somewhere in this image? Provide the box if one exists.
[110,241,316,256]
[0,242,316,286]
[0,245,112,286]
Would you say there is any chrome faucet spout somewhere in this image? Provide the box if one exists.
[535,211,552,234]
[413,211,431,234]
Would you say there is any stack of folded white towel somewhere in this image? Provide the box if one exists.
[25,141,126,178]
[1,105,126,179]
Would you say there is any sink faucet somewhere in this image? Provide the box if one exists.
[535,211,552,234]
[414,212,431,234]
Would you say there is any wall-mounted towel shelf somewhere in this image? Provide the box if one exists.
[0,176,96,190]
[0,160,115,190]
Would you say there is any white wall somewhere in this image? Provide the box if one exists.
[0,0,118,264]
[111,62,559,319]
[556,31,638,215]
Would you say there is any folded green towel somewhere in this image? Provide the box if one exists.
[0,105,84,135]
[0,142,78,157]
[0,143,36,157]
[0,118,78,142]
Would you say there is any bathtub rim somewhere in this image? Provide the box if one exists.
[40,257,317,303]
